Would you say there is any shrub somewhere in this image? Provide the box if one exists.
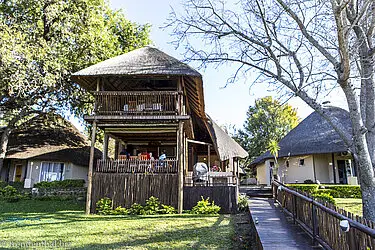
[128,203,145,215]
[314,189,339,198]
[160,204,177,214]
[113,206,128,215]
[191,197,221,215]
[143,196,161,215]
[96,197,113,215]
[238,194,248,212]
[34,179,85,189]
[313,193,336,205]
[287,184,319,194]
[1,185,21,202]
[324,185,361,198]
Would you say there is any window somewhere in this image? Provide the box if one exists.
[40,162,64,182]
[299,159,305,166]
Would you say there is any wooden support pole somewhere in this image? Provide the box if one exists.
[332,153,337,184]
[207,144,211,170]
[184,133,189,176]
[177,121,184,214]
[86,121,97,215]
[114,140,119,160]
[103,133,109,160]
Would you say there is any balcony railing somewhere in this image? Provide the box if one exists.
[96,159,178,173]
[93,91,181,116]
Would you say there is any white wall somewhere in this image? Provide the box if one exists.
[313,154,331,183]
[256,162,268,185]
[25,160,88,188]
[278,155,315,184]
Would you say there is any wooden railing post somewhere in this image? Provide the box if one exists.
[311,200,317,245]
[293,194,297,224]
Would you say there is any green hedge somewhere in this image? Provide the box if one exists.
[286,184,319,193]
[286,184,361,199]
[322,185,361,198]
[313,193,336,205]
[34,179,85,189]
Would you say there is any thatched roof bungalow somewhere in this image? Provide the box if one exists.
[251,107,357,185]
[0,113,101,188]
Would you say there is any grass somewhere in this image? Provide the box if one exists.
[0,200,234,249]
[335,198,363,216]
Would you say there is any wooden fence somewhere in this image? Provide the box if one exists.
[272,180,375,250]
[96,159,178,173]
[183,186,238,214]
[93,91,179,116]
[91,172,178,212]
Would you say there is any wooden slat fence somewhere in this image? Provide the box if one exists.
[91,172,178,213]
[183,186,238,214]
[93,91,180,116]
[272,180,375,250]
[96,159,177,173]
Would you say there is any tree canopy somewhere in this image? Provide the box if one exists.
[0,0,150,171]
[168,0,375,220]
[235,96,298,162]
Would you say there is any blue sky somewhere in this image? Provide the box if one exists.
[109,0,315,128]
[69,0,347,131]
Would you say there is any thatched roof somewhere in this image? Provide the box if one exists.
[71,46,206,118]
[251,107,352,166]
[206,115,248,161]
[72,46,201,77]
[3,113,101,166]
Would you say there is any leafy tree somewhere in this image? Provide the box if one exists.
[0,0,151,172]
[168,0,375,220]
[235,97,298,161]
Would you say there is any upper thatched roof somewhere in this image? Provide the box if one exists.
[251,107,351,166]
[72,46,201,78]
[3,113,101,166]
[206,115,248,161]
[71,46,206,119]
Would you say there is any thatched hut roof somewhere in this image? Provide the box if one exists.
[72,46,201,77]
[206,115,248,161]
[251,107,351,166]
[71,46,206,118]
[3,113,101,166]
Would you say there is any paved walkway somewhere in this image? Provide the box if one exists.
[248,197,320,250]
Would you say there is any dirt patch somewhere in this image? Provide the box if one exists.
[231,212,259,250]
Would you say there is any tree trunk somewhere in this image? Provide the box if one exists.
[0,127,12,174]
[342,83,375,221]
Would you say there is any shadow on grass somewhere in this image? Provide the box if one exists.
[69,215,231,250]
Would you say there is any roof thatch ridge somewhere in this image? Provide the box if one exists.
[72,46,202,77]
[206,114,248,161]
[250,106,351,166]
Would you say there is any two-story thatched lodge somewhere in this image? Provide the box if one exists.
[72,46,248,214]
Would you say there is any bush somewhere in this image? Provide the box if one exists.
[313,193,336,205]
[314,189,339,198]
[238,194,248,212]
[323,185,361,198]
[128,203,145,215]
[1,185,22,202]
[143,196,161,215]
[96,197,113,215]
[160,204,177,214]
[113,206,128,215]
[34,179,85,189]
[191,197,221,215]
[287,184,319,194]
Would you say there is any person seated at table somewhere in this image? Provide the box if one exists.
[159,151,166,160]
[119,148,129,159]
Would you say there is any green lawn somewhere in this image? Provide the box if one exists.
[335,198,363,216]
[0,200,234,249]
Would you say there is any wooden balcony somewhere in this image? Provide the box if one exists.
[96,159,178,173]
[93,91,181,117]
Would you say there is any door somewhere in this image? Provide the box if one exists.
[337,160,348,184]
[14,164,23,182]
